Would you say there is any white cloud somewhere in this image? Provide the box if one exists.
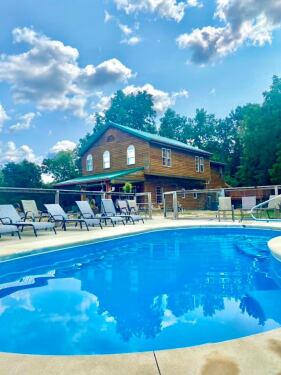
[176,0,281,63]
[104,10,114,23]
[0,141,41,164]
[118,23,133,35]
[120,36,142,45]
[123,84,188,113]
[114,0,201,22]
[41,173,54,184]
[0,104,9,132]
[9,112,37,132]
[0,27,134,117]
[50,140,77,153]
[93,95,112,113]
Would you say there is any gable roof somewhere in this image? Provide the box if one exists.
[80,121,212,156]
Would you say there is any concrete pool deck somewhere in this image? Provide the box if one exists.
[1,218,281,374]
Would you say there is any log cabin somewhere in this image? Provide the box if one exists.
[55,122,226,205]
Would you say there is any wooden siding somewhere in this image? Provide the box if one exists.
[82,128,150,175]
[148,144,211,181]
[209,165,227,188]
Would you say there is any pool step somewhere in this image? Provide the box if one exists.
[235,237,269,259]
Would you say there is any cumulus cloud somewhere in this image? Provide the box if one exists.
[9,112,38,132]
[0,104,9,132]
[50,140,77,153]
[0,141,41,164]
[0,27,134,117]
[118,23,133,35]
[123,83,188,113]
[176,0,281,63]
[114,0,201,22]
[104,10,114,23]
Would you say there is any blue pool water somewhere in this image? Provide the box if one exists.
[0,227,281,355]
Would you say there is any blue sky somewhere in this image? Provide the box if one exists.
[0,0,281,167]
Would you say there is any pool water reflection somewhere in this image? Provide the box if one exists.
[0,227,281,355]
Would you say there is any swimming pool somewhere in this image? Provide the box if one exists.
[0,227,281,355]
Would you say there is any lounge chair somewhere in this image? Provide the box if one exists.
[21,200,48,222]
[101,199,126,226]
[217,197,234,221]
[0,224,21,239]
[75,201,103,229]
[117,199,144,224]
[45,203,100,231]
[257,195,281,219]
[0,205,56,237]
[240,196,256,221]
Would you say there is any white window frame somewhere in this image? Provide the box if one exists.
[127,145,135,165]
[86,154,93,172]
[195,156,200,172]
[162,148,171,167]
[103,150,110,169]
[199,157,204,173]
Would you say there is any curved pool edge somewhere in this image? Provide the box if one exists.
[268,236,281,262]
[1,219,281,374]
[1,327,281,374]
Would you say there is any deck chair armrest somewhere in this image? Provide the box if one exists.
[0,217,13,224]
[24,210,34,221]
[50,214,66,221]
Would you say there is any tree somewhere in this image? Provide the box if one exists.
[159,108,188,141]
[0,169,4,186]
[42,150,80,183]
[1,160,42,187]
[105,90,157,133]
[269,144,281,184]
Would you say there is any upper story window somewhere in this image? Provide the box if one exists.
[107,135,115,142]
[103,150,110,169]
[127,145,135,165]
[86,154,93,172]
[195,156,204,173]
[162,148,171,167]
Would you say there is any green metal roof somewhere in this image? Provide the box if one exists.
[54,167,144,187]
[80,121,212,156]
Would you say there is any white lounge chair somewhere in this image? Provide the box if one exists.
[21,200,48,222]
[0,224,21,239]
[240,196,256,221]
[75,201,103,229]
[117,199,144,224]
[101,199,126,226]
[217,197,234,221]
[0,205,56,237]
[45,203,101,231]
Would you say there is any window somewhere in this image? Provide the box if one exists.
[195,156,200,172]
[107,135,115,142]
[103,150,110,169]
[156,186,163,204]
[127,145,135,165]
[86,154,93,172]
[199,157,204,173]
[162,148,171,167]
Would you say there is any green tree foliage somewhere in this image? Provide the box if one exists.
[42,150,80,183]
[159,108,188,141]
[1,160,42,187]
[105,90,157,133]
[269,144,281,183]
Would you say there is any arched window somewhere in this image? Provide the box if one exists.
[103,150,110,169]
[127,145,135,165]
[86,154,93,172]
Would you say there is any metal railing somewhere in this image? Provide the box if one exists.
[0,187,152,219]
[250,194,281,222]
[163,185,281,220]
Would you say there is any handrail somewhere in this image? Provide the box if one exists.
[250,194,281,221]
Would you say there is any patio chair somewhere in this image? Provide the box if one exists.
[117,199,144,224]
[0,224,21,239]
[0,205,56,237]
[45,203,101,231]
[217,197,234,222]
[21,200,49,222]
[101,199,126,226]
[240,196,256,221]
[75,201,103,229]
[266,195,281,219]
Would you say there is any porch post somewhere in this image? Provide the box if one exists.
[173,191,178,220]
[147,192,152,219]
[55,190,60,204]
